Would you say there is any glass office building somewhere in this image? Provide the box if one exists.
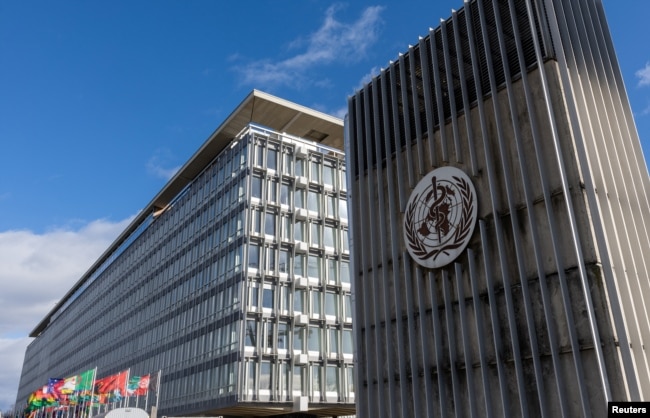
[16,91,355,418]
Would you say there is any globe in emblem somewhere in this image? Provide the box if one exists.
[404,166,478,269]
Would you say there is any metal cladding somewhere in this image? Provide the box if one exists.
[345,0,650,417]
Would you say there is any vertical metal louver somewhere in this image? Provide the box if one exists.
[349,0,552,177]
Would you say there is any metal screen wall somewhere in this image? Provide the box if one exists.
[346,0,650,416]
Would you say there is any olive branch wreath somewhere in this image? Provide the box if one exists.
[405,176,475,262]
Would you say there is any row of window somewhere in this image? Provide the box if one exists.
[244,320,353,354]
[247,282,352,317]
[244,360,354,399]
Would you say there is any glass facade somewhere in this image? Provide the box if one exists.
[16,123,353,417]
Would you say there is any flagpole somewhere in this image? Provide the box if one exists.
[155,370,161,410]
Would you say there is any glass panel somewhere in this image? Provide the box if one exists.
[310,223,321,247]
[248,361,256,392]
[249,245,259,269]
[283,152,293,175]
[251,176,263,199]
[339,198,348,220]
[327,259,337,283]
[324,226,335,248]
[267,148,278,171]
[308,191,319,212]
[280,183,290,205]
[245,320,257,346]
[323,164,335,186]
[344,294,352,319]
[308,256,320,279]
[266,247,276,272]
[262,286,274,309]
[310,161,320,183]
[260,362,272,390]
[293,327,305,351]
[294,289,305,313]
[325,292,336,316]
[252,210,262,234]
[308,326,321,352]
[312,365,321,392]
[342,329,353,354]
[295,159,305,177]
[327,195,336,217]
[295,254,306,277]
[279,250,289,273]
[329,328,339,354]
[347,367,354,394]
[293,365,304,394]
[278,323,289,349]
[294,221,304,242]
[312,291,321,316]
[268,178,278,202]
[265,212,276,236]
[326,365,338,392]
[295,190,305,209]
[341,229,349,252]
[340,261,350,284]
[266,322,274,349]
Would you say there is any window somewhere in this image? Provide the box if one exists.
[247,361,256,394]
[294,289,305,313]
[323,163,335,187]
[265,212,277,236]
[308,326,321,352]
[310,160,320,183]
[293,365,305,395]
[294,221,305,242]
[262,285,274,310]
[280,183,290,206]
[251,209,262,234]
[327,195,337,217]
[329,328,339,355]
[341,229,349,252]
[327,259,337,284]
[294,327,305,351]
[308,256,320,279]
[295,254,306,277]
[295,159,305,177]
[283,152,293,175]
[326,365,339,392]
[249,245,260,269]
[312,365,321,393]
[310,223,321,247]
[266,247,276,272]
[281,215,291,240]
[278,323,289,350]
[325,292,337,317]
[312,291,322,317]
[340,261,350,284]
[249,283,259,309]
[268,178,278,203]
[267,148,278,171]
[245,320,257,347]
[308,191,320,213]
[279,249,289,273]
[342,329,353,355]
[251,176,263,200]
[339,198,348,220]
[260,362,272,391]
[265,321,275,349]
[347,367,354,394]
[324,226,335,249]
[295,190,305,209]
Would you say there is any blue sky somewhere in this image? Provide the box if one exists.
[1,0,649,411]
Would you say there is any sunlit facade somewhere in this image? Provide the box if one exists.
[346,0,650,417]
[16,91,355,418]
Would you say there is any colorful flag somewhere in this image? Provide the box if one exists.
[60,376,77,395]
[95,370,129,400]
[127,375,150,396]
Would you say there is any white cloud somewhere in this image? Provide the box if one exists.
[636,62,650,87]
[146,149,181,180]
[0,218,132,412]
[235,5,385,89]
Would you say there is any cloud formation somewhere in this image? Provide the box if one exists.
[235,5,385,89]
[636,62,650,87]
[146,149,181,180]
[0,218,132,411]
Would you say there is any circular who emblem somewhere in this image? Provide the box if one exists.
[404,166,478,269]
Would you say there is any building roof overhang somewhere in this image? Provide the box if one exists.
[30,90,343,337]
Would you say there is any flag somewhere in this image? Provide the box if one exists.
[95,370,128,401]
[127,375,150,396]
[60,376,77,395]
[75,368,96,403]
[149,371,160,393]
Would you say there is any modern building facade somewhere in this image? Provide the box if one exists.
[17,91,355,418]
[346,0,650,417]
